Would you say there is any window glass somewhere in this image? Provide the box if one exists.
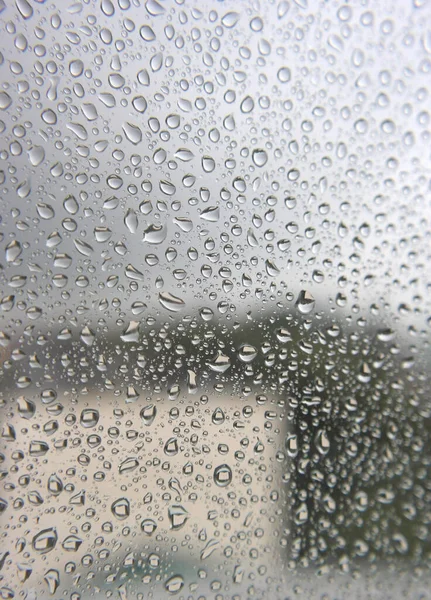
[0,1,430,599]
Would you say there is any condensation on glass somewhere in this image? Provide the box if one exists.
[0,0,430,599]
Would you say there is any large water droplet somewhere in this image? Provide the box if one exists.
[164,437,179,456]
[140,404,157,426]
[296,290,315,314]
[80,409,99,428]
[143,224,167,244]
[208,351,231,373]
[141,518,157,535]
[165,575,184,595]
[32,528,57,554]
[214,464,232,487]
[111,497,130,520]
[238,344,257,363]
[159,291,185,312]
[168,505,189,530]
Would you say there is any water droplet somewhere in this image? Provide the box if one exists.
[141,518,157,535]
[175,148,194,162]
[168,505,189,530]
[238,344,257,363]
[111,497,130,520]
[173,217,193,232]
[62,535,83,552]
[107,174,123,189]
[5,240,22,263]
[285,434,299,458]
[28,145,45,166]
[164,437,179,456]
[143,224,167,244]
[153,147,167,164]
[119,458,139,474]
[45,471,62,495]
[277,66,291,83]
[294,503,309,525]
[80,409,99,428]
[250,16,264,31]
[221,11,240,28]
[32,528,57,554]
[125,265,144,281]
[265,259,280,276]
[29,440,49,457]
[160,180,176,195]
[200,206,220,222]
[63,194,79,215]
[137,68,150,86]
[69,59,84,77]
[140,25,156,41]
[252,149,268,167]
[159,291,185,312]
[315,429,330,455]
[109,73,125,89]
[296,290,315,314]
[240,96,255,113]
[140,404,157,426]
[165,574,184,595]
[214,464,232,487]
[124,209,138,233]
[202,156,215,172]
[44,569,60,595]
[123,122,142,145]
[132,95,147,113]
[212,407,225,425]
[208,351,231,373]
[201,538,219,560]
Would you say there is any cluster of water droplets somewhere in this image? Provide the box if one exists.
[0,0,430,598]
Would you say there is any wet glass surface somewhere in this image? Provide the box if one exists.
[0,1,431,598]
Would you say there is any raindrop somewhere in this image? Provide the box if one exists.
[238,344,257,363]
[111,498,130,520]
[240,96,255,113]
[214,464,232,487]
[221,12,240,28]
[124,209,138,233]
[296,290,315,314]
[159,291,185,312]
[123,122,142,145]
[0,92,12,110]
[140,404,157,426]
[168,505,189,530]
[165,575,184,595]
[277,67,291,83]
[164,437,179,456]
[80,409,99,428]
[32,529,57,554]
[212,407,225,425]
[252,149,267,167]
[140,25,156,41]
[132,95,147,113]
[141,518,157,535]
[143,224,167,244]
